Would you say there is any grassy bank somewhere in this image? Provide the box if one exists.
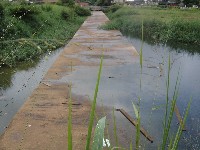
[102,6,200,48]
[0,1,90,67]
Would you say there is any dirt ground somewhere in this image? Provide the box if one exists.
[0,11,138,149]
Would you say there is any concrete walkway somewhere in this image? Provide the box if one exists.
[0,11,138,149]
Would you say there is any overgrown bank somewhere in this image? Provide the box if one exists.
[102,6,200,49]
[0,1,90,67]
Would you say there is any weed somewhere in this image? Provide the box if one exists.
[86,55,103,149]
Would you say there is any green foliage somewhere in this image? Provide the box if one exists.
[92,116,106,150]
[86,55,103,150]
[9,5,41,19]
[68,84,72,150]
[61,9,72,20]
[172,98,192,149]
[41,4,53,12]
[74,5,91,16]
[0,4,86,67]
[183,0,199,6]
[112,108,118,147]
[60,0,75,6]
[167,19,200,44]
[96,0,111,6]
[103,4,122,13]
[102,7,200,47]
[0,3,4,20]
[161,55,178,149]
[109,7,138,19]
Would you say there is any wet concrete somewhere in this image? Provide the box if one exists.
[0,11,138,149]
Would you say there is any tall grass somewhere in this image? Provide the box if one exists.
[85,55,103,149]
[102,6,200,48]
[112,107,119,147]
[161,55,179,149]
[68,83,72,150]
[171,97,192,149]
[134,20,144,150]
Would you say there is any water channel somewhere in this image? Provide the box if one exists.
[0,48,62,134]
[0,36,200,149]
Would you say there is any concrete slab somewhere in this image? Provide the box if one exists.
[0,11,138,149]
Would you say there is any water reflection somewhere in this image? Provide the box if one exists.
[123,32,200,55]
[0,59,39,89]
[0,48,62,135]
[126,36,200,149]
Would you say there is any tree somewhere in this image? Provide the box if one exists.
[183,0,199,6]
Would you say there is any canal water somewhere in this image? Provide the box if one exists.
[0,48,62,135]
[125,37,200,149]
[0,36,200,149]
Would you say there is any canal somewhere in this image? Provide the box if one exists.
[0,36,199,149]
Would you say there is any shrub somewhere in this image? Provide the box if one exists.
[74,5,91,16]
[61,9,71,20]
[9,5,40,19]
[109,4,122,13]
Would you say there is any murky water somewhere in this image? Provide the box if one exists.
[125,37,200,149]
[0,48,62,135]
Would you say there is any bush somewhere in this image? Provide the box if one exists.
[109,4,122,13]
[74,6,91,16]
[9,5,41,19]
[61,9,72,20]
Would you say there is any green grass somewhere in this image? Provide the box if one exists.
[112,107,118,147]
[0,2,89,67]
[86,55,104,149]
[102,6,200,49]
[68,83,72,150]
